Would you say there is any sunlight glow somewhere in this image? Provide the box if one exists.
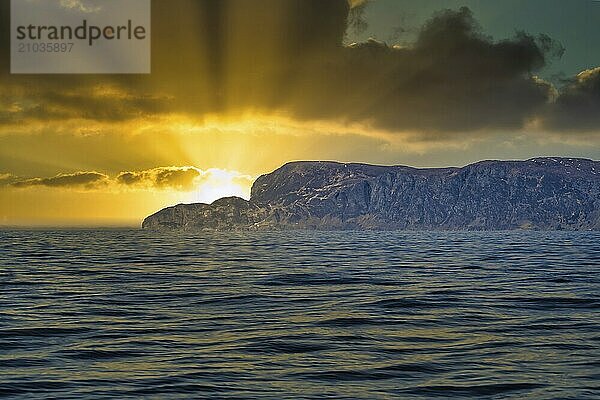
[185,168,253,204]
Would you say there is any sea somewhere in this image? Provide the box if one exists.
[0,229,599,399]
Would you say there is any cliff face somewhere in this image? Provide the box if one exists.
[142,158,600,231]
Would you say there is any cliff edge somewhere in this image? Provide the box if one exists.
[142,158,600,231]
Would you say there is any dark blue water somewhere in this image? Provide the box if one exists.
[0,230,599,399]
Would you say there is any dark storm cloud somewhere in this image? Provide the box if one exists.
[541,67,600,132]
[287,6,562,133]
[0,1,597,135]
[10,172,108,189]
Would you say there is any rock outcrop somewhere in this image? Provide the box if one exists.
[142,158,600,231]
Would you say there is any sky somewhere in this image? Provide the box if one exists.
[0,0,599,226]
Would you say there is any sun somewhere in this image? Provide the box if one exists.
[185,168,253,205]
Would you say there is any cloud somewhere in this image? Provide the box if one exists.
[59,0,101,13]
[6,167,205,191]
[116,167,255,198]
[0,84,172,125]
[3,167,254,204]
[301,7,562,133]
[541,67,600,132]
[0,172,15,185]
[347,0,370,36]
[11,172,109,189]
[348,0,369,7]
[116,167,202,191]
[1,1,597,138]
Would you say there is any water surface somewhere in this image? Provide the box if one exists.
[1,230,599,399]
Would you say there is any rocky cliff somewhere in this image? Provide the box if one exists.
[142,158,600,231]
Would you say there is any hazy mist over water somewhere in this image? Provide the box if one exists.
[0,230,599,399]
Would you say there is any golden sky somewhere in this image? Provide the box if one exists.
[0,0,598,226]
